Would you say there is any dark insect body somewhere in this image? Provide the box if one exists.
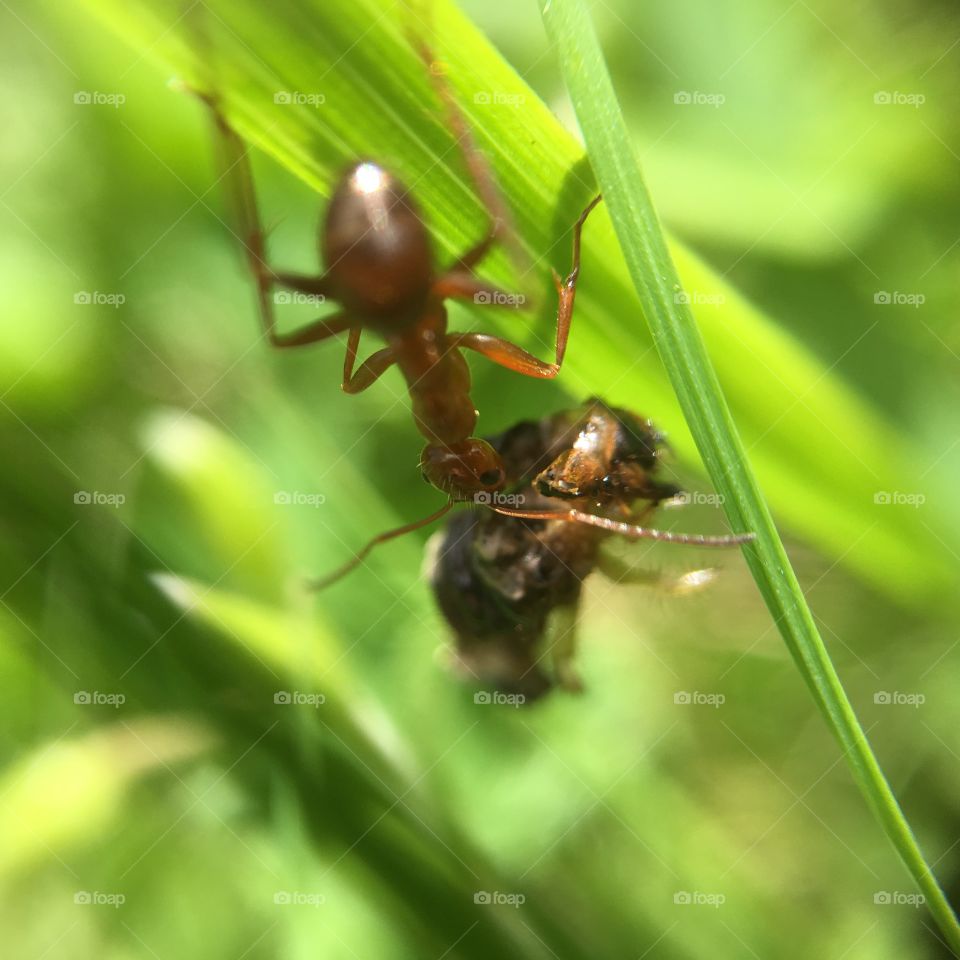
[428,398,743,701]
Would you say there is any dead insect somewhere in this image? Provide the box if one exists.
[426,398,750,702]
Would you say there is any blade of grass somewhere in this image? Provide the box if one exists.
[539,0,960,949]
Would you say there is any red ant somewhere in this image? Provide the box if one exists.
[193,44,602,585]
[194,43,751,591]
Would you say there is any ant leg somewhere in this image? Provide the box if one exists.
[191,88,336,345]
[445,229,497,276]
[550,194,601,367]
[443,194,602,376]
[411,36,530,281]
[447,332,558,379]
[307,501,454,591]
[341,328,397,394]
[267,312,354,350]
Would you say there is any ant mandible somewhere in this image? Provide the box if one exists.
[194,42,601,554]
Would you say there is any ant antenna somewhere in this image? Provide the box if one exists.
[307,502,454,591]
[489,505,756,547]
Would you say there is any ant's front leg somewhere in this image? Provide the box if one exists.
[192,89,344,349]
[441,194,601,377]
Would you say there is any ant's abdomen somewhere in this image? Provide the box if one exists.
[323,162,434,322]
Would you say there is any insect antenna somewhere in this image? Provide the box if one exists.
[307,502,455,591]
[489,505,756,547]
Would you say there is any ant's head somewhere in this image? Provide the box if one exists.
[420,440,507,501]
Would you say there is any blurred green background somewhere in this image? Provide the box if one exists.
[2,0,960,956]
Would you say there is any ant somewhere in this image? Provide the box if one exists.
[427,398,755,701]
[192,40,601,583]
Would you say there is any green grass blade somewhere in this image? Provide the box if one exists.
[540,0,960,948]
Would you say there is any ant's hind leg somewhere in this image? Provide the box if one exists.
[189,88,335,346]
